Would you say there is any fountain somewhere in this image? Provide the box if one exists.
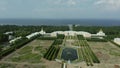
[68,60,71,64]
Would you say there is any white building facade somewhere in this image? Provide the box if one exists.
[9,36,22,43]
[114,38,120,45]
[96,29,105,36]
[50,31,92,38]
[26,28,106,39]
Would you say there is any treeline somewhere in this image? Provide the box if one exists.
[0,34,8,43]
[104,35,120,40]
[1,25,120,36]
[41,25,69,33]
[0,25,69,37]
[73,26,120,35]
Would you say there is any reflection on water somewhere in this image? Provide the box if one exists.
[61,48,78,61]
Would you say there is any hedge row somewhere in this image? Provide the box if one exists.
[0,35,40,59]
[77,35,100,66]
[52,39,63,45]
[43,40,61,60]
[77,35,85,40]
[57,34,65,39]
[104,37,120,48]
[79,40,93,66]
[37,36,57,40]
[86,38,107,42]
[110,40,120,48]
[44,46,60,60]
[44,34,65,60]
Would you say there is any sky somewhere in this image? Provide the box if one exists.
[0,0,120,19]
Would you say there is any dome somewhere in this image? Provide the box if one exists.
[97,29,105,36]
[39,28,46,35]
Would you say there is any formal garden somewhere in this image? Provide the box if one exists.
[0,39,53,68]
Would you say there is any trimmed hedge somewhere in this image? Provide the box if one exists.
[37,36,57,40]
[110,40,120,48]
[104,37,120,48]
[77,35,100,66]
[57,34,65,39]
[0,34,40,59]
[86,38,107,42]
[44,45,60,60]
[44,34,65,60]
[77,35,85,40]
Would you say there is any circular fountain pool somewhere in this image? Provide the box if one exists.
[61,48,78,61]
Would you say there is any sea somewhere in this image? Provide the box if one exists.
[0,19,120,26]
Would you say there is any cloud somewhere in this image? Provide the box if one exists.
[0,1,8,11]
[32,8,81,13]
[67,0,77,6]
[94,0,120,10]
[0,7,7,11]
[54,0,77,6]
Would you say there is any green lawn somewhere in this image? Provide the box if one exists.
[17,46,32,54]
[11,53,42,63]
[0,63,16,68]
[4,40,51,63]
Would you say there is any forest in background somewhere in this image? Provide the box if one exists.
[0,25,120,43]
